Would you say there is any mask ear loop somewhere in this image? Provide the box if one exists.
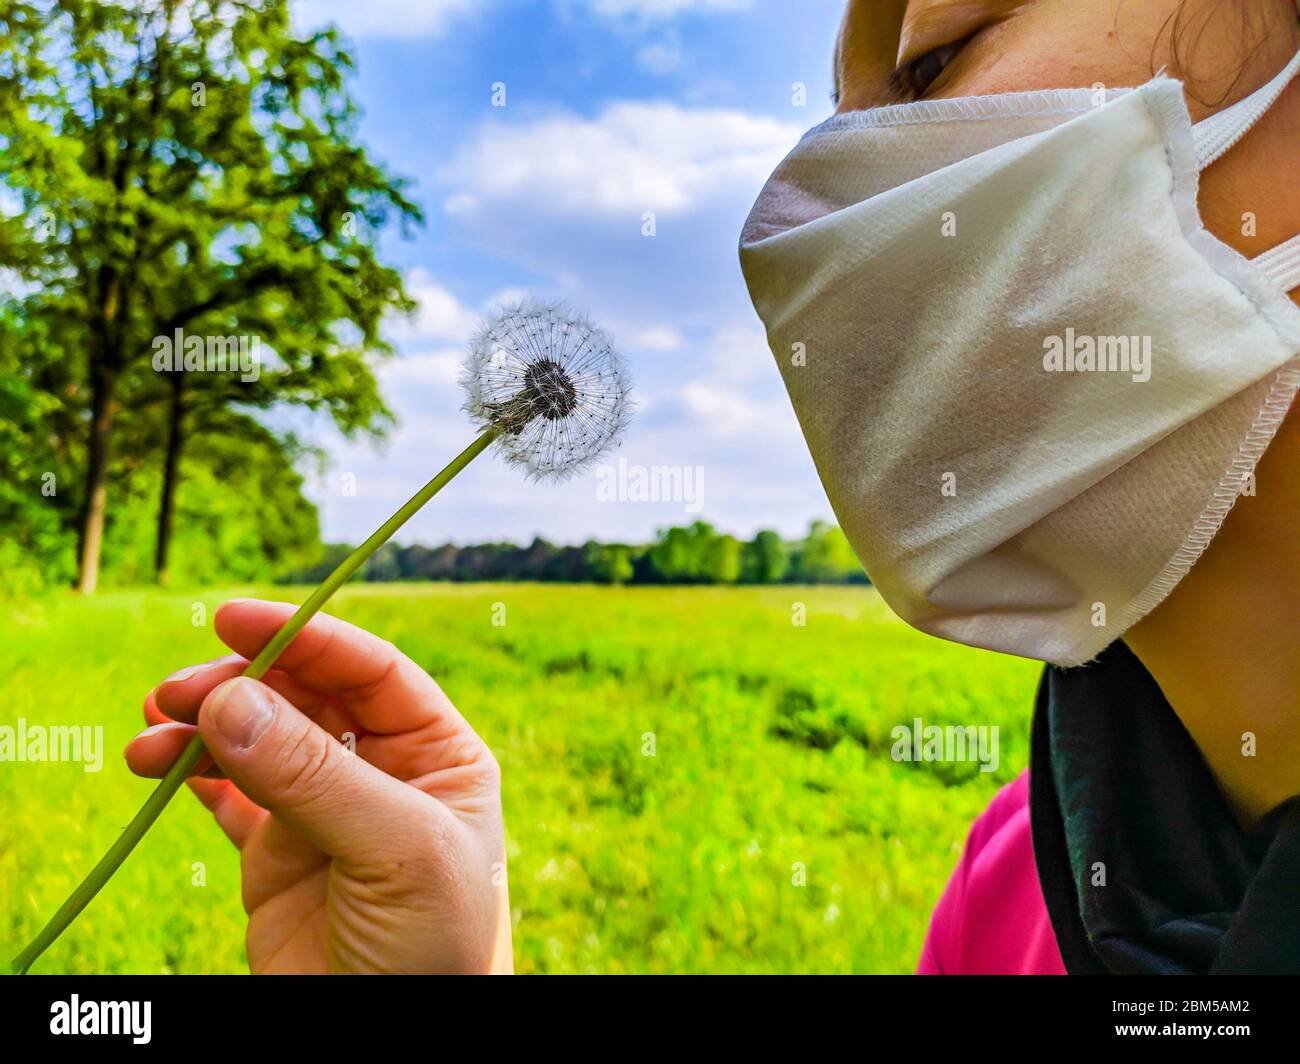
[1192,48,1300,168]
[1255,236,1300,293]
[1191,48,1300,294]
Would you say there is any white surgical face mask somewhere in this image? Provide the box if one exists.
[739,54,1300,667]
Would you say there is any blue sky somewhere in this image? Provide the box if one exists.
[292,0,845,546]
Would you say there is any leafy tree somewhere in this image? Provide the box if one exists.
[291,541,355,584]
[0,306,77,592]
[703,533,742,584]
[0,0,420,591]
[361,541,403,583]
[585,541,634,585]
[646,520,719,583]
[97,411,321,585]
[791,520,866,584]
[741,529,788,584]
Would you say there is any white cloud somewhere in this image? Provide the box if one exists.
[483,286,536,312]
[432,102,802,399]
[623,325,686,352]
[382,347,462,389]
[698,323,772,383]
[636,40,684,75]
[441,101,800,218]
[581,0,752,17]
[293,0,478,39]
[390,267,481,344]
[670,381,793,440]
[651,325,798,443]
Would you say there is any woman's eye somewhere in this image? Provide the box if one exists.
[892,40,965,99]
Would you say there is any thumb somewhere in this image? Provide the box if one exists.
[198,676,427,862]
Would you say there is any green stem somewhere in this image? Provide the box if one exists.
[11,428,498,975]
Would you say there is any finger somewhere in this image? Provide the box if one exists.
[143,689,171,728]
[152,655,247,723]
[154,657,359,739]
[198,676,440,863]
[124,722,219,778]
[187,778,330,910]
[214,599,461,735]
[125,728,263,842]
[185,777,267,850]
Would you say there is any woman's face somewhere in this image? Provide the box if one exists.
[833,0,1300,302]
[831,2,1298,771]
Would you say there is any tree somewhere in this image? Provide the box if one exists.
[741,529,788,584]
[0,0,420,591]
[791,520,866,583]
[96,410,322,584]
[0,304,78,592]
[646,520,720,583]
[703,533,742,584]
[584,541,634,584]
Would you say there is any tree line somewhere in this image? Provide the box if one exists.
[288,520,869,586]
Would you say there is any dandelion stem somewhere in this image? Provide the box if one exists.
[10,427,499,975]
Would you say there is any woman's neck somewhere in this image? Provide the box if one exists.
[1127,413,1300,828]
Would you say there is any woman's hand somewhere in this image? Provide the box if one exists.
[126,598,512,974]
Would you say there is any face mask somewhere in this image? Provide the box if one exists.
[739,52,1300,667]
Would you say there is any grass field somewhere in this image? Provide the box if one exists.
[0,583,1042,974]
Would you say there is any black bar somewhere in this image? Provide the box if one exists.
[1,974,1293,1051]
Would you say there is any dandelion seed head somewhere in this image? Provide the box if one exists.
[462,299,633,481]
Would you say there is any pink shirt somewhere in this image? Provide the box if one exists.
[917,770,1067,975]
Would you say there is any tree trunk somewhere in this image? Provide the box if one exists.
[154,374,185,585]
[76,362,117,594]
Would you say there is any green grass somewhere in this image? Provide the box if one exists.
[0,583,1041,974]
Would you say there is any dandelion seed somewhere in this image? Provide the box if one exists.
[462,300,632,481]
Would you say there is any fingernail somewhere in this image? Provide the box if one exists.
[207,678,275,750]
[137,722,185,738]
[162,663,210,684]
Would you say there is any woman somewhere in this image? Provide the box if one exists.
[127,0,1300,974]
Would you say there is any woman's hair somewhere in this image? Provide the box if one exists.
[1156,0,1300,106]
